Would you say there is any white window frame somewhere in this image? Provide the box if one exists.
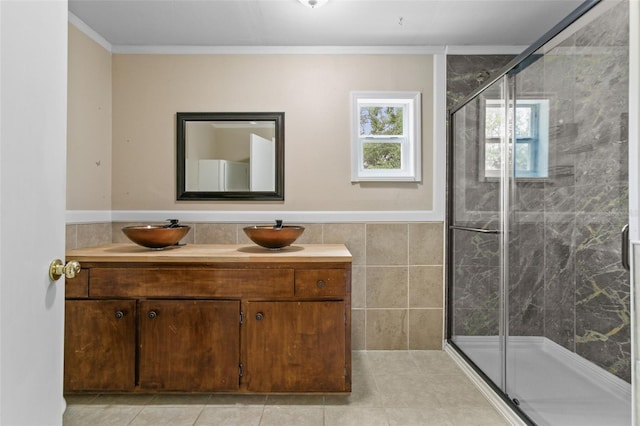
[350,91,421,182]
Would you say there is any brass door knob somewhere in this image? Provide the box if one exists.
[49,259,81,281]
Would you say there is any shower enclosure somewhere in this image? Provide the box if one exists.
[447,1,631,424]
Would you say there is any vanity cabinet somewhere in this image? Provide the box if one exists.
[64,299,136,391]
[65,298,240,392]
[138,300,240,391]
[243,267,349,392]
[244,300,346,392]
[64,244,352,394]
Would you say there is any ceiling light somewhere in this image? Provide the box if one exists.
[298,0,328,9]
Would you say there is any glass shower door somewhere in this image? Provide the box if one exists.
[505,1,631,424]
[449,77,507,390]
[448,1,631,424]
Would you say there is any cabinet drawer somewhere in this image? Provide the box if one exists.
[90,268,294,298]
[66,269,89,298]
[295,269,347,297]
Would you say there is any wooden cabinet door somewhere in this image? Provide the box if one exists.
[244,300,347,392]
[64,300,136,391]
[138,300,240,391]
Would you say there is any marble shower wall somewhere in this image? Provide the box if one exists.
[449,2,630,382]
[447,55,515,111]
[569,0,630,380]
[511,0,630,382]
[447,55,514,338]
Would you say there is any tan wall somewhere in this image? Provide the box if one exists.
[112,54,434,211]
[67,24,112,210]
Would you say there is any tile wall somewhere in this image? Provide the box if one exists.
[66,221,445,351]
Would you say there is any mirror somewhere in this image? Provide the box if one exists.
[177,112,284,201]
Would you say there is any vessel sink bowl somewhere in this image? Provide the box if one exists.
[122,225,191,249]
[243,224,305,249]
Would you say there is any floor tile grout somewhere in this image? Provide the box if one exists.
[64,350,508,426]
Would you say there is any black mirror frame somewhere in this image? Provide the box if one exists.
[176,112,284,201]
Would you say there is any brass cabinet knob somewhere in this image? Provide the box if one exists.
[49,259,81,281]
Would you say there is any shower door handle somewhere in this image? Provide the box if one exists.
[621,224,630,271]
[449,225,501,234]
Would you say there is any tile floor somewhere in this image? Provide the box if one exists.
[63,351,510,426]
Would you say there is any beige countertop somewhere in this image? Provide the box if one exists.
[66,243,352,264]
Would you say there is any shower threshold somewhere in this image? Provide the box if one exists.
[451,336,630,426]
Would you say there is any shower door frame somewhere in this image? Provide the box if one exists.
[629,1,639,424]
[447,75,529,423]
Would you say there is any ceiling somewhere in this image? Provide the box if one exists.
[68,0,586,50]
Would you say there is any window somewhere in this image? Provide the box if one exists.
[483,99,549,179]
[350,91,421,182]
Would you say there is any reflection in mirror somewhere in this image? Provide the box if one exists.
[177,112,284,201]
[186,121,274,191]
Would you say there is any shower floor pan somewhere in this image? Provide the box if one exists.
[453,336,631,426]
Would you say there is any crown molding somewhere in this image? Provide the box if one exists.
[111,45,447,55]
[112,45,526,56]
[68,11,112,53]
